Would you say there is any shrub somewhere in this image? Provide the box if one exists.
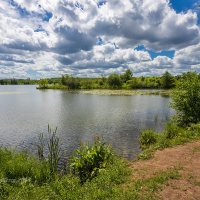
[38,79,48,89]
[107,74,122,89]
[140,129,157,149]
[70,139,113,183]
[171,72,200,126]
[164,122,181,139]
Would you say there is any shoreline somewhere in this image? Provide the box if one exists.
[37,87,171,96]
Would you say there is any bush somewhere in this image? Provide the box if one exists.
[38,79,48,89]
[164,122,181,139]
[140,129,157,149]
[171,72,200,126]
[107,74,122,89]
[70,139,113,183]
[61,75,80,89]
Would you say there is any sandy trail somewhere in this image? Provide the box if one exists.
[130,141,200,200]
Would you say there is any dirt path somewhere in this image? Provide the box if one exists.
[129,141,200,200]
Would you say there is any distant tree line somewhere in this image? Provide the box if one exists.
[3,71,197,91]
[39,70,176,90]
[0,78,38,85]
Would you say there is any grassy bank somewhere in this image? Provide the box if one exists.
[0,146,182,200]
[1,122,200,199]
[138,122,200,160]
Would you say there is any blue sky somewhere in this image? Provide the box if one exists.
[170,0,198,12]
[0,0,200,78]
[170,0,200,23]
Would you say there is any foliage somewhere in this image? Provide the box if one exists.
[138,121,200,160]
[36,133,45,160]
[140,129,157,149]
[38,79,48,89]
[107,73,122,89]
[127,76,161,89]
[171,72,200,126]
[164,122,182,139]
[0,148,50,184]
[61,75,80,89]
[161,71,175,89]
[47,126,61,175]
[70,139,113,183]
[0,148,130,200]
[120,69,133,83]
[0,78,37,85]
[36,125,61,175]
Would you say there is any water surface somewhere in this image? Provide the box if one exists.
[0,85,174,159]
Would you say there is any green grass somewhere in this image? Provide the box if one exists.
[0,145,182,200]
[0,152,131,200]
[138,122,200,160]
[37,84,68,90]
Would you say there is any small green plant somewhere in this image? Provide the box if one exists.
[164,122,181,139]
[70,139,113,183]
[157,134,170,149]
[36,125,61,176]
[36,133,45,160]
[140,129,157,149]
[47,125,61,175]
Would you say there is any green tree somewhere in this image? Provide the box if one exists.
[38,79,48,89]
[121,69,133,83]
[171,72,200,126]
[161,71,175,89]
[107,74,122,89]
[61,75,66,85]
[0,80,5,85]
[10,78,18,85]
[61,75,80,89]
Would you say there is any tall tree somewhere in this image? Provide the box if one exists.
[121,69,133,83]
[161,71,175,89]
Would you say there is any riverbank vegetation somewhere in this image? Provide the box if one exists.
[0,78,38,85]
[1,72,200,199]
[37,70,177,90]
[139,72,200,159]
[0,133,130,200]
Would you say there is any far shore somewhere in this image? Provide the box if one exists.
[78,89,171,96]
[37,86,171,96]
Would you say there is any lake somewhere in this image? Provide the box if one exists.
[0,85,174,159]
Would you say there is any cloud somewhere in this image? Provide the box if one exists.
[52,25,96,54]
[174,44,200,68]
[0,54,34,64]
[0,0,200,78]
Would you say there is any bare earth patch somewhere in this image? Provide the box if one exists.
[129,141,200,200]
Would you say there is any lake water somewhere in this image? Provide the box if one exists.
[0,85,174,159]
